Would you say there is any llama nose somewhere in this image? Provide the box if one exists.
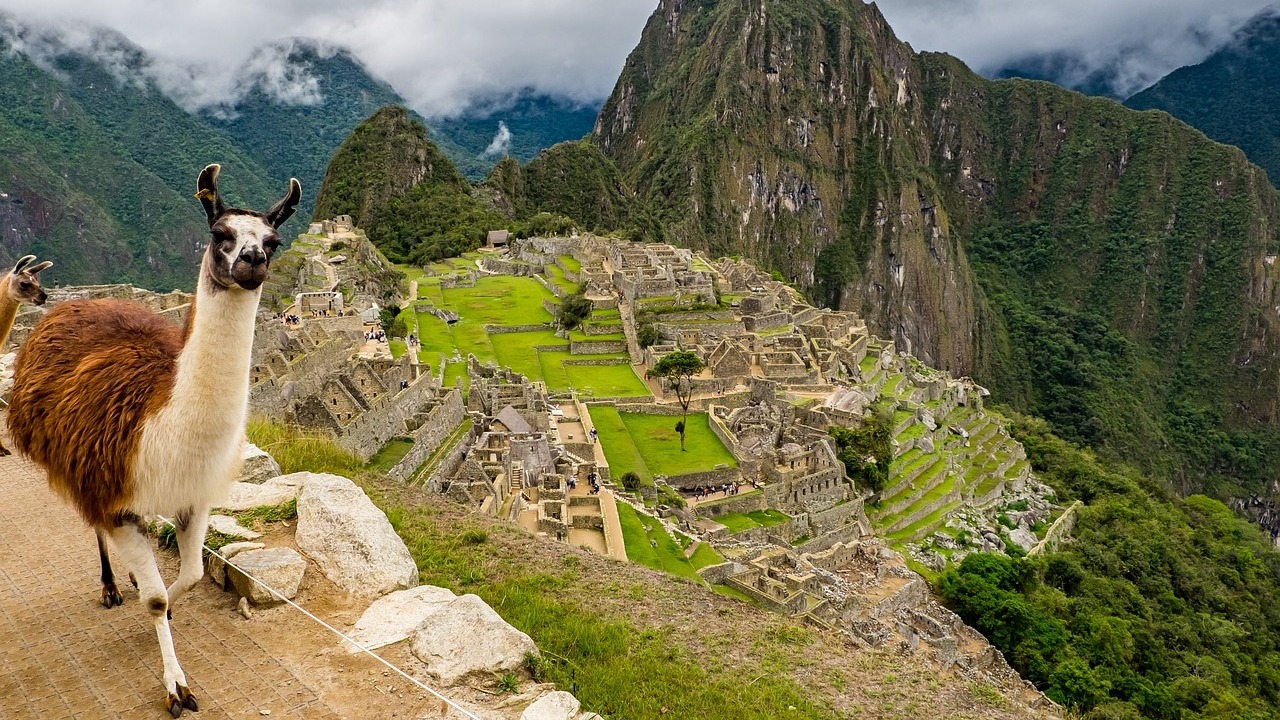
[239,247,267,267]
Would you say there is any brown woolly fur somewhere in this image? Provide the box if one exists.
[7,299,182,526]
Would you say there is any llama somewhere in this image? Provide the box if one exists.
[7,164,299,718]
[0,254,52,456]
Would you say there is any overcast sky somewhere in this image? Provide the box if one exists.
[0,0,1272,115]
[877,0,1278,97]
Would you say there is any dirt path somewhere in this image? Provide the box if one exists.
[0,453,454,720]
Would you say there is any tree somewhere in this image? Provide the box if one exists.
[646,350,705,451]
[558,292,593,330]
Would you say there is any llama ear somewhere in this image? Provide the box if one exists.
[266,178,302,229]
[195,163,226,226]
[27,261,52,275]
[11,255,35,274]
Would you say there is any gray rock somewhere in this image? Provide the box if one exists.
[208,514,262,540]
[227,547,307,606]
[295,474,418,597]
[1008,528,1037,552]
[921,411,937,432]
[239,443,283,484]
[219,472,310,512]
[345,585,457,653]
[207,541,265,589]
[521,691,580,720]
[410,594,539,686]
[917,436,935,453]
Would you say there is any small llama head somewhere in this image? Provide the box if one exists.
[8,255,52,306]
[195,163,301,292]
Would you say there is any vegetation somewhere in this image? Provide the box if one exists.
[248,419,845,720]
[556,292,594,330]
[616,501,722,582]
[828,404,893,493]
[645,350,706,451]
[713,509,790,533]
[1127,11,1280,183]
[938,413,1280,717]
[591,408,735,485]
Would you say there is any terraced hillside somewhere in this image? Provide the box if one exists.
[850,339,1057,571]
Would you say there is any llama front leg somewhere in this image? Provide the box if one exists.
[97,528,124,608]
[165,507,210,612]
[109,516,199,717]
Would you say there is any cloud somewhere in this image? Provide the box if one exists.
[482,121,513,157]
[0,0,656,117]
[876,0,1278,97]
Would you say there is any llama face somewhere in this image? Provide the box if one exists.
[8,255,51,306]
[195,164,301,293]
[206,213,280,291]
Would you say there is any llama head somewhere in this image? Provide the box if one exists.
[8,255,51,306]
[195,163,301,292]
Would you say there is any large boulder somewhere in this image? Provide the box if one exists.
[346,585,458,652]
[218,472,311,512]
[239,443,283,484]
[410,594,539,686]
[295,474,418,597]
[227,547,307,606]
[520,691,580,720]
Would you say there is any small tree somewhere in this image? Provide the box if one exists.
[646,350,705,451]
[620,471,641,492]
[558,292,594,329]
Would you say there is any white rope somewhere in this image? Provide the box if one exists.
[156,515,483,720]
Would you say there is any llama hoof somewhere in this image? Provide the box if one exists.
[129,572,138,588]
[100,583,123,608]
[0,447,10,457]
[166,683,198,717]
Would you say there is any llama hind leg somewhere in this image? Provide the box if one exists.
[109,516,199,717]
[165,507,210,613]
[96,528,124,608]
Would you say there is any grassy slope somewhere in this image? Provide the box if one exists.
[246,417,1049,720]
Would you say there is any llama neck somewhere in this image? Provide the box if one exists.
[0,276,17,353]
[169,273,260,429]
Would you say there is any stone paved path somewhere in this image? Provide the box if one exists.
[0,453,414,720]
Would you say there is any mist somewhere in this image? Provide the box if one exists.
[877,0,1278,97]
[0,0,656,117]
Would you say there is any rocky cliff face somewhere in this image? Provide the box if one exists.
[594,0,1280,479]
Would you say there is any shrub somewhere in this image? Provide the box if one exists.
[620,471,642,491]
[558,293,593,329]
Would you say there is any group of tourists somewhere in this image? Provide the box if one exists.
[365,329,387,342]
[276,313,301,325]
[691,482,742,501]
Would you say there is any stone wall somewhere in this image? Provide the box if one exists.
[330,377,441,461]
[423,425,481,492]
[571,339,627,354]
[386,389,466,480]
[696,489,767,517]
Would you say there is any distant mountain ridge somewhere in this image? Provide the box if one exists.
[1126,8,1280,183]
[0,20,598,288]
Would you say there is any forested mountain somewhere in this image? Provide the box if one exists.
[0,33,271,289]
[588,0,1280,499]
[1126,9,1280,184]
[0,25,593,288]
[430,91,600,180]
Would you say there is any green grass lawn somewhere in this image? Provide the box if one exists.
[366,438,415,474]
[558,254,582,273]
[402,268,648,397]
[620,412,736,477]
[712,509,790,533]
[544,263,580,295]
[616,501,721,582]
[593,409,737,484]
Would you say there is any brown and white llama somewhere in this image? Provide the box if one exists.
[0,254,52,455]
[7,164,299,718]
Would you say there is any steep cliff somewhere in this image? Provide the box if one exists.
[593,0,1280,487]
